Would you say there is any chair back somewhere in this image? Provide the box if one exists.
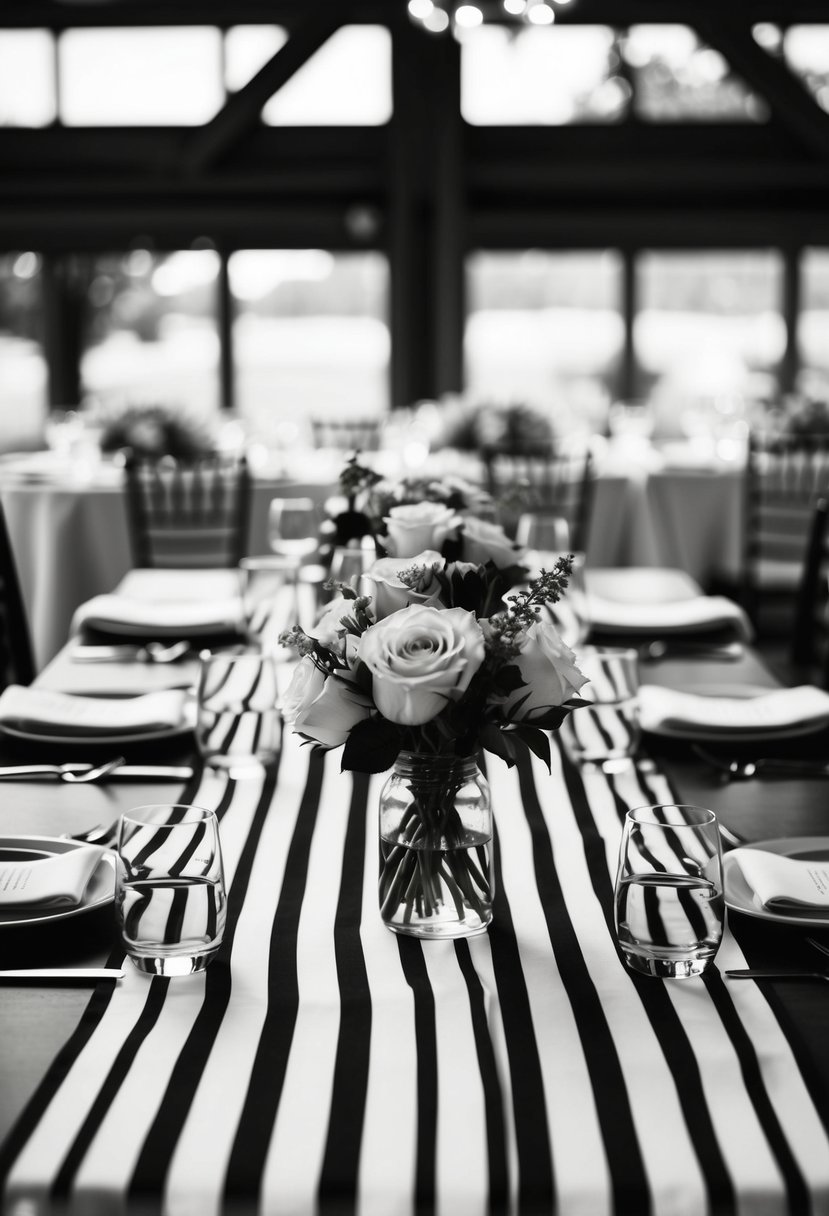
[482,445,594,551]
[124,453,252,569]
[0,501,35,687]
[742,431,829,628]
[311,417,382,452]
[791,496,829,686]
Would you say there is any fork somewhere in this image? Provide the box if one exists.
[72,640,191,664]
[0,757,125,783]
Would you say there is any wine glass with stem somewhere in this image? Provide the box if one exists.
[267,497,319,630]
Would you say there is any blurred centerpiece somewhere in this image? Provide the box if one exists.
[98,401,217,460]
[280,524,586,938]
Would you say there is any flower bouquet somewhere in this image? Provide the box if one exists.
[280,546,586,937]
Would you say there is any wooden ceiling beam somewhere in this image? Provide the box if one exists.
[692,14,829,161]
[179,0,357,174]
[4,1,829,27]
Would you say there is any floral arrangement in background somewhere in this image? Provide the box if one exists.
[782,395,829,441]
[430,396,556,454]
[281,550,585,774]
[98,402,217,460]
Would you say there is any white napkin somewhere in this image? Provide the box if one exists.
[729,848,829,917]
[586,593,752,640]
[0,845,105,908]
[0,685,189,737]
[639,684,829,740]
[71,594,244,639]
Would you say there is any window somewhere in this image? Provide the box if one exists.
[80,250,221,416]
[261,26,392,126]
[0,253,48,451]
[634,250,785,435]
[462,26,629,124]
[798,249,829,396]
[0,30,55,126]
[229,250,390,448]
[465,251,623,436]
[59,27,223,125]
[623,25,766,121]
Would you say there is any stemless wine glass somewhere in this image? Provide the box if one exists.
[115,804,227,977]
[614,804,724,979]
[268,497,320,562]
[268,497,319,626]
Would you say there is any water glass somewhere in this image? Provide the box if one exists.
[561,646,640,764]
[268,497,320,562]
[115,803,227,977]
[239,555,296,650]
[614,804,724,979]
[196,650,281,769]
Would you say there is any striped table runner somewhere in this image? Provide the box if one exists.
[2,732,829,1216]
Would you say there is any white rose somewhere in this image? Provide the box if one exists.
[364,550,445,619]
[461,516,523,569]
[312,593,355,648]
[292,674,372,750]
[281,656,326,723]
[383,501,460,559]
[504,618,588,722]
[357,604,485,726]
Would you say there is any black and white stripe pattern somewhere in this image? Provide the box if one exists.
[3,734,829,1216]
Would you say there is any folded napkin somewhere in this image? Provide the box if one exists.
[587,593,752,640]
[71,594,244,639]
[639,684,829,740]
[0,685,189,737]
[0,844,105,908]
[728,848,829,918]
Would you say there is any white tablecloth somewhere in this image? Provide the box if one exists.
[0,451,745,670]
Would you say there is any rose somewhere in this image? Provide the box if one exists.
[313,593,354,649]
[357,604,485,725]
[461,516,522,569]
[283,657,372,749]
[281,655,326,722]
[364,550,445,619]
[502,618,587,722]
[383,501,460,559]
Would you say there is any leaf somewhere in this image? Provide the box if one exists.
[480,723,519,768]
[506,725,552,771]
[341,716,402,773]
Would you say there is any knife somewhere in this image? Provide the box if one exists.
[725,969,829,982]
[0,968,124,982]
[0,764,194,781]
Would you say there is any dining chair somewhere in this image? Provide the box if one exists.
[790,496,829,687]
[0,499,35,687]
[741,431,829,635]
[124,452,253,569]
[481,445,595,550]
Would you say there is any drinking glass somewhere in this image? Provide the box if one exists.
[268,497,319,562]
[515,511,571,553]
[614,804,724,979]
[115,803,227,977]
[238,555,295,650]
[196,650,281,769]
[561,646,639,765]
[268,497,319,624]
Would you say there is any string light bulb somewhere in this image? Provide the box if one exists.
[408,0,575,37]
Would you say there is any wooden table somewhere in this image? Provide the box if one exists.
[1,570,828,1215]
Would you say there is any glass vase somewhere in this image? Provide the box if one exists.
[378,751,493,939]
